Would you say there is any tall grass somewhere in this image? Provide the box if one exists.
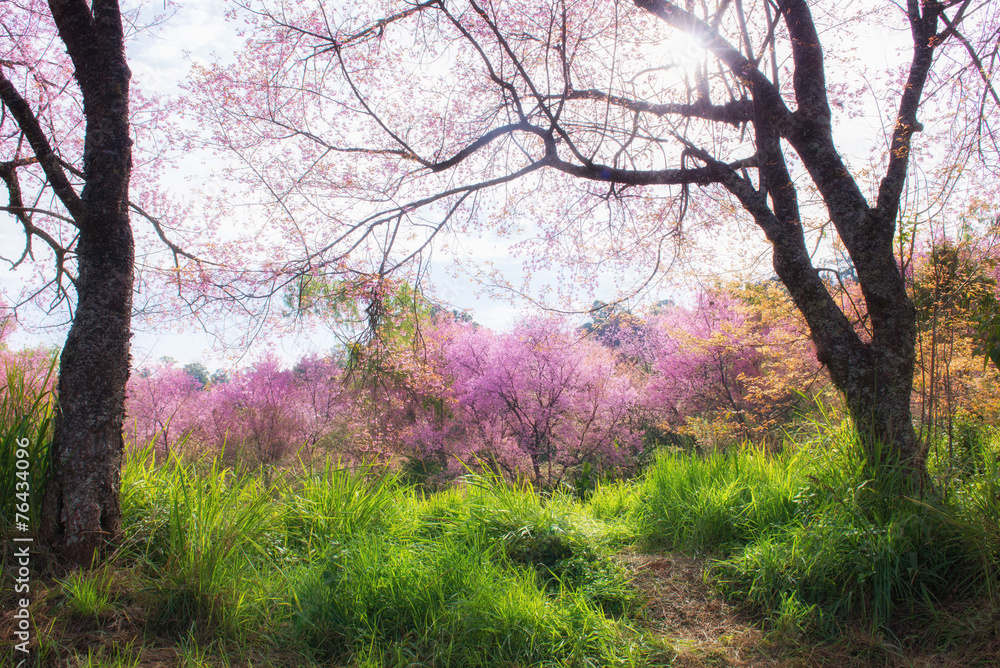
[458,476,636,613]
[637,444,806,551]
[279,473,644,664]
[633,418,1000,634]
[121,446,281,636]
[280,458,399,558]
[0,352,56,535]
[116,442,651,664]
[926,425,1000,600]
[291,527,641,667]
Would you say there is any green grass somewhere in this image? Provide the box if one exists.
[108,447,649,666]
[3,351,999,664]
[119,444,281,637]
[279,458,400,558]
[291,532,640,666]
[70,643,141,668]
[636,444,805,551]
[629,419,1000,637]
[57,563,117,619]
[444,476,637,614]
[103,417,1000,661]
[285,473,644,665]
[0,352,56,536]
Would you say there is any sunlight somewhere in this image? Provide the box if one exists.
[664,30,707,74]
[641,29,708,87]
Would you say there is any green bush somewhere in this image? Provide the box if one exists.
[635,423,1000,633]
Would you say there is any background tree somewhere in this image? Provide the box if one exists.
[910,227,1000,462]
[416,318,642,488]
[189,0,998,477]
[182,362,212,389]
[581,301,643,351]
[644,284,822,447]
[126,360,201,457]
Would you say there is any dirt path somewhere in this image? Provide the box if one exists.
[620,552,777,667]
[620,552,1000,668]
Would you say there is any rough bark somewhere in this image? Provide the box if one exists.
[34,0,134,566]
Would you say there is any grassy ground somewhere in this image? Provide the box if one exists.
[2,366,1000,666]
[4,458,660,667]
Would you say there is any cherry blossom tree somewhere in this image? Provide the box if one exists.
[292,353,361,461]
[0,316,59,417]
[643,285,822,446]
[188,0,1000,477]
[417,318,642,488]
[183,356,304,465]
[126,361,201,457]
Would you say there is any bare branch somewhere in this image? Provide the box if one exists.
[564,88,751,125]
[875,2,942,224]
[128,201,204,265]
[0,69,86,222]
[939,5,1000,115]
[0,205,78,227]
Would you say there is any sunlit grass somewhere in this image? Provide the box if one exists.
[636,444,806,551]
[119,443,283,638]
[279,457,400,558]
[57,564,117,619]
[108,442,650,665]
[291,530,640,666]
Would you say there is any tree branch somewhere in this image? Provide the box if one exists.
[546,152,753,186]
[779,0,831,125]
[128,201,203,265]
[631,0,793,131]
[564,89,751,125]
[875,1,941,225]
[0,69,87,223]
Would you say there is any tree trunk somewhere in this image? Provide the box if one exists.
[762,204,921,473]
[713,0,936,479]
[834,322,921,471]
[37,0,134,566]
[722,154,921,474]
[41,231,134,565]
